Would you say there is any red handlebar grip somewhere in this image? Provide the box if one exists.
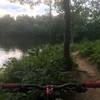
[84,81,100,88]
[0,83,20,88]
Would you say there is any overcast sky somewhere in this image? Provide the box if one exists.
[0,0,49,18]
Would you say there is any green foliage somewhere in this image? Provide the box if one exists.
[0,10,100,49]
[0,44,78,100]
[72,40,100,66]
[0,44,79,100]
[0,15,64,49]
[3,45,63,82]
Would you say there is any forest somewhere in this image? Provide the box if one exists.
[0,0,100,100]
[0,0,100,49]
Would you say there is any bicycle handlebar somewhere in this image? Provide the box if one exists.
[0,81,100,93]
[0,83,45,90]
[83,80,100,88]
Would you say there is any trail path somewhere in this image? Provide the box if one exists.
[73,52,100,100]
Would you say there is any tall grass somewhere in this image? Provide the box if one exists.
[72,40,100,66]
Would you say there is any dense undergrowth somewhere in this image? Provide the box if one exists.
[1,40,99,100]
[72,40,100,67]
[0,44,78,100]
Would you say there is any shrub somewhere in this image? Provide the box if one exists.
[0,44,78,100]
[72,40,100,67]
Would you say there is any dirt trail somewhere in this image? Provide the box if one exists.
[73,52,100,100]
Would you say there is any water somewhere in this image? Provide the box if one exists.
[0,38,39,68]
[0,48,23,68]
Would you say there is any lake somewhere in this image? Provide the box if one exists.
[0,38,41,68]
[0,48,23,68]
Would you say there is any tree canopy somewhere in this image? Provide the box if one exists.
[0,0,100,49]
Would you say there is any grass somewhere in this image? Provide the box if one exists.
[72,40,100,67]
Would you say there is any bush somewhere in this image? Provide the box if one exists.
[0,44,78,100]
[72,40,100,67]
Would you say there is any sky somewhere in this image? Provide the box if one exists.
[0,0,49,18]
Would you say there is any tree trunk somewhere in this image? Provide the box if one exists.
[49,0,52,18]
[63,0,72,70]
[48,0,52,43]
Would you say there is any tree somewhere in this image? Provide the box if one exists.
[9,0,72,70]
[63,0,72,70]
[42,0,53,17]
